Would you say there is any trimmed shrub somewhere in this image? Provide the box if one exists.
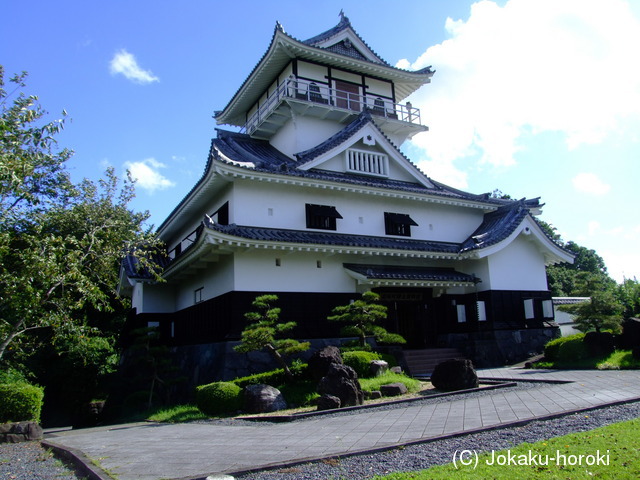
[342,351,382,378]
[0,382,44,423]
[231,363,309,389]
[195,381,242,416]
[544,333,588,362]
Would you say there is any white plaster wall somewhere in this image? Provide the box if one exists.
[459,258,492,291]
[486,235,549,291]
[132,283,176,313]
[174,255,235,310]
[270,115,343,158]
[365,78,393,98]
[231,180,485,242]
[233,250,356,293]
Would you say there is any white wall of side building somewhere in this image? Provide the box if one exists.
[485,235,549,291]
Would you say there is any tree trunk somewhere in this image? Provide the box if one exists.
[266,344,293,382]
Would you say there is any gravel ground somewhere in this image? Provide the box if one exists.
[2,393,639,480]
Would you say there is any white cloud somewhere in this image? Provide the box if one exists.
[572,172,610,195]
[587,220,600,236]
[110,49,159,84]
[124,158,175,193]
[401,0,640,186]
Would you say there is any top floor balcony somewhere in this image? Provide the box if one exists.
[241,77,425,140]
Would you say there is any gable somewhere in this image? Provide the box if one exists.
[295,118,435,188]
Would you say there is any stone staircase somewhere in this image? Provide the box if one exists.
[402,348,466,378]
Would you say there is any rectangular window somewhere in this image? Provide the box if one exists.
[384,212,418,237]
[305,203,343,230]
[211,202,229,225]
[457,304,467,323]
[542,299,554,319]
[524,299,535,319]
[194,287,204,304]
[477,301,487,321]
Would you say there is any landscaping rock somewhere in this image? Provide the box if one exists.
[317,394,341,410]
[243,384,287,413]
[430,358,479,392]
[0,422,43,443]
[390,366,403,374]
[309,346,343,381]
[365,390,383,399]
[369,360,389,377]
[318,363,364,407]
[380,382,408,397]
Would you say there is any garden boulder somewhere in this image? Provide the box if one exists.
[308,346,343,381]
[430,358,478,392]
[318,363,364,407]
[243,384,287,413]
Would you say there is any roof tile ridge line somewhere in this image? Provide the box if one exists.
[213,129,269,168]
[302,13,390,67]
[294,110,372,163]
[156,139,217,235]
[215,22,284,120]
[428,177,504,203]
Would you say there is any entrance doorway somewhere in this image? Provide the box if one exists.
[375,289,437,349]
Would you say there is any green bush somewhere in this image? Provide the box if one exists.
[195,381,242,416]
[342,351,382,378]
[544,333,588,362]
[0,382,44,423]
[231,362,309,388]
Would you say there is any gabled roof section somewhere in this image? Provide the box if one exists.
[343,264,480,285]
[211,127,510,207]
[303,12,387,65]
[215,16,434,127]
[458,200,575,265]
[294,110,435,188]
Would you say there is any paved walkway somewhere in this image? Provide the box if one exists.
[44,368,640,480]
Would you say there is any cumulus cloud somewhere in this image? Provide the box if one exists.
[110,49,159,84]
[400,0,640,186]
[124,158,175,193]
[572,172,610,195]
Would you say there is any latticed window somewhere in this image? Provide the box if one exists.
[384,212,418,237]
[345,149,388,177]
[305,204,343,230]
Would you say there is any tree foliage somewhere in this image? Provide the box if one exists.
[234,295,310,381]
[328,291,404,348]
[558,291,624,333]
[0,66,163,374]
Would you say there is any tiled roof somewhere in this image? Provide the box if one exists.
[214,120,505,206]
[210,223,461,254]
[343,264,480,284]
[459,200,530,253]
[302,13,386,65]
[121,251,171,281]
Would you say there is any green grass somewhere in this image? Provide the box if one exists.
[373,417,640,479]
[359,372,422,394]
[536,349,640,370]
[146,404,208,423]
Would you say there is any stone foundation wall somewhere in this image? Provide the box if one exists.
[0,422,42,443]
[439,326,560,368]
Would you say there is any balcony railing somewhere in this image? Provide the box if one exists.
[242,78,421,135]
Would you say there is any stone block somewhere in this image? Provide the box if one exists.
[379,382,408,397]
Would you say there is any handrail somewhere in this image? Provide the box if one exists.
[242,78,422,135]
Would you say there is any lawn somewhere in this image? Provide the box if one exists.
[373,417,640,480]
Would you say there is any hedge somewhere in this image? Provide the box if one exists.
[195,381,242,416]
[0,382,44,423]
[544,333,588,362]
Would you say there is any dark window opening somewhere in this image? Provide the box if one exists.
[384,212,418,237]
[306,203,343,230]
[211,202,229,225]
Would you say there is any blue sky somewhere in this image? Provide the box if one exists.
[3,0,639,283]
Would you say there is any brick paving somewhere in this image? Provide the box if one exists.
[43,368,640,480]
